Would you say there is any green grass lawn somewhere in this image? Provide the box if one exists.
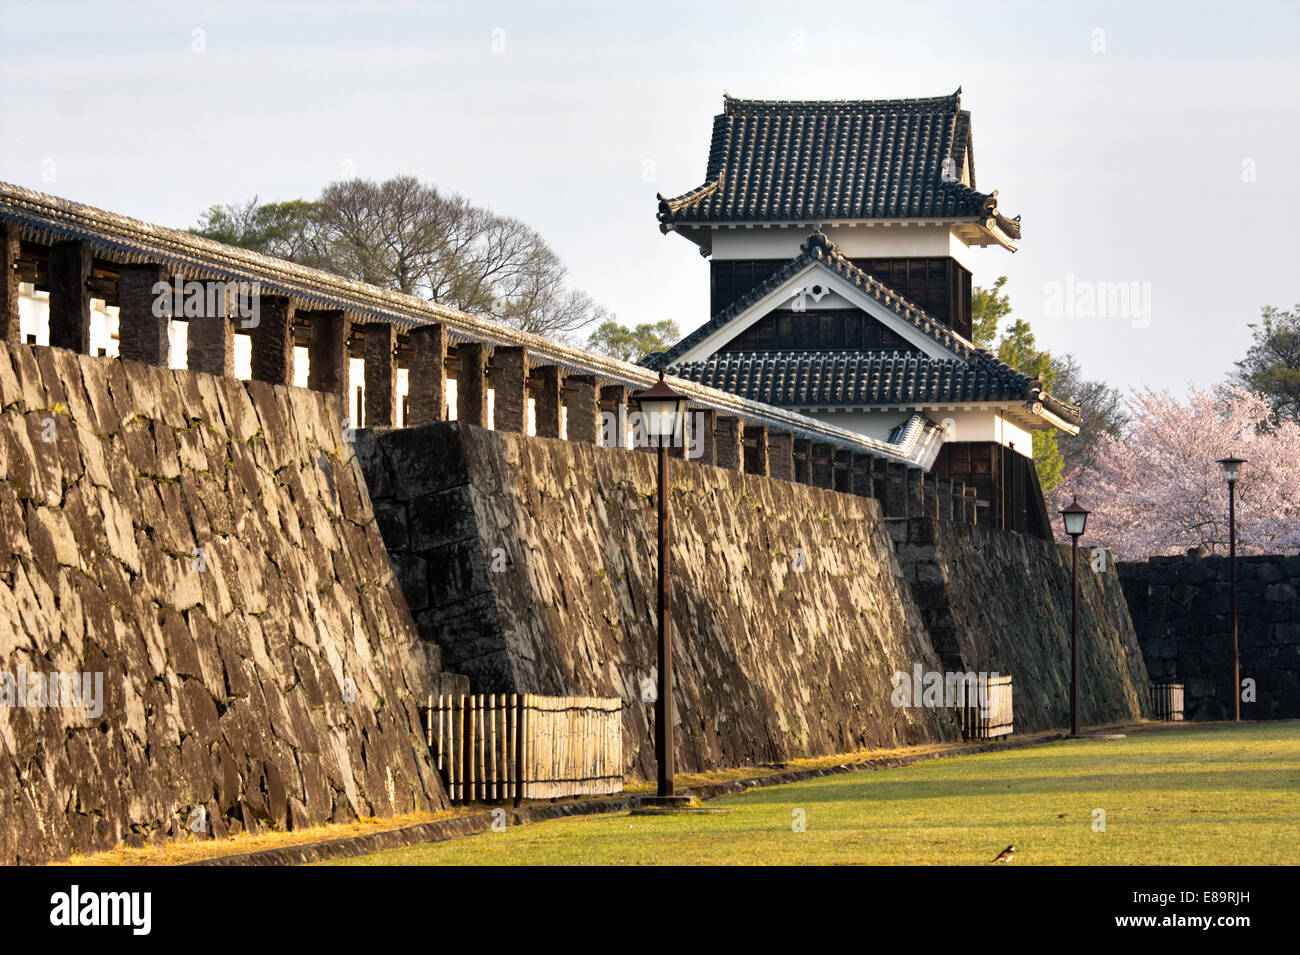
[326,723,1300,866]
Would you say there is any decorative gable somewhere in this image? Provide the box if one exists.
[646,231,977,368]
[644,231,1082,434]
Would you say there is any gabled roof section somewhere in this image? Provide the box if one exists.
[889,414,947,470]
[644,230,984,369]
[644,230,1081,430]
[656,89,1020,237]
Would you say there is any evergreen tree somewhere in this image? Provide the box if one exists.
[1231,304,1300,423]
[586,320,681,363]
[971,278,1064,492]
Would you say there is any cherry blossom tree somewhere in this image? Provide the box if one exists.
[1054,385,1300,559]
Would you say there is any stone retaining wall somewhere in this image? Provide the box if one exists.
[891,519,1151,732]
[1118,554,1300,720]
[358,422,962,779]
[0,343,446,864]
[359,422,1150,779]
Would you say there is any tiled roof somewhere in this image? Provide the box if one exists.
[0,181,957,468]
[667,350,1042,408]
[643,230,1081,427]
[657,90,1020,234]
[644,230,983,370]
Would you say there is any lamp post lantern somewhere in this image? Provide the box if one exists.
[1059,497,1090,737]
[1217,456,1247,722]
[631,371,688,798]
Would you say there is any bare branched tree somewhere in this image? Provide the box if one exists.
[190,175,607,342]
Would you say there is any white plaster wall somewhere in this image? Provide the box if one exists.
[708,224,980,272]
[799,406,1035,456]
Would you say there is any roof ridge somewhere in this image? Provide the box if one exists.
[722,89,962,113]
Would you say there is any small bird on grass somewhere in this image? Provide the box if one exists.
[990,844,1016,863]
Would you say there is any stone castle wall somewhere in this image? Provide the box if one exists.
[359,422,1151,779]
[0,343,445,864]
[1119,554,1300,720]
[892,520,1151,731]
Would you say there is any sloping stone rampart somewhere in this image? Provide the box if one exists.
[0,343,445,864]
[360,423,1150,779]
[891,519,1151,732]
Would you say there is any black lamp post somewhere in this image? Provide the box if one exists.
[631,371,688,798]
[1216,456,1247,722]
[1059,497,1090,737]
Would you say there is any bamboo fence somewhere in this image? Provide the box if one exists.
[1149,683,1185,721]
[425,693,623,803]
[958,674,1014,740]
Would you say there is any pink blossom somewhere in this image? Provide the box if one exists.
[1055,385,1300,559]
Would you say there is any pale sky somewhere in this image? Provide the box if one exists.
[2,0,1296,395]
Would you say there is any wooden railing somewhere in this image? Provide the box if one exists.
[958,674,1013,740]
[425,693,623,803]
[1150,683,1184,721]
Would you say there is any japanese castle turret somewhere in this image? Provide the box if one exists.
[646,89,1081,538]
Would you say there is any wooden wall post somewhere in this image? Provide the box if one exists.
[691,409,717,465]
[186,281,234,377]
[1,222,20,343]
[48,240,92,353]
[362,322,397,427]
[455,342,490,428]
[250,294,295,385]
[116,263,170,366]
[871,458,889,501]
[530,365,563,439]
[492,346,528,433]
[906,468,926,517]
[884,462,909,517]
[742,423,769,476]
[306,309,351,400]
[793,438,812,484]
[811,443,834,489]
[407,323,446,426]
[768,431,795,482]
[599,384,629,447]
[563,374,599,444]
[937,477,954,521]
[834,449,853,493]
[667,423,686,458]
[715,416,743,470]
[923,472,939,517]
[852,453,874,498]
